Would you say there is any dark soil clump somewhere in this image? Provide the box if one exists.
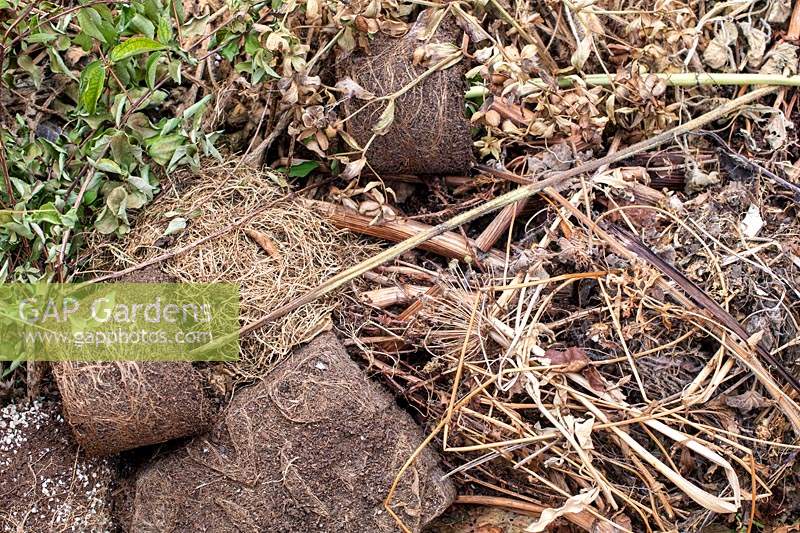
[131,332,454,532]
[53,361,212,456]
[340,13,473,175]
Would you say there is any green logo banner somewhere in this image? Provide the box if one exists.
[0,283,240,361]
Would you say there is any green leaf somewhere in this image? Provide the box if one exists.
[146,134,184,166]
[47,49,78,80]
[145,51,162,89]
[110,133,139,170]
[61,209,78,229]
[282,161,319,178]
[126,191,148,209]
[26,33,57,44]
[4,222,34,240]
[79,60,106,115]
[182,94,211,119]
[95,158,124,174]
[94,206,119,234]
[105,186,128,213]
[163,217,186,236]
[168,58,181,83]
[109,36,167,63]
[157,16,173,43]
[17,55,42,89]
[30,203,61,225]
[245,34,261,55]
[128,175,154,200]
[77,8,108,44]
[170,0,185,24]
[130,14,156,39]
[220,41,238,62]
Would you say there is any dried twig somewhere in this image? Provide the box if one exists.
[213,86,777,346]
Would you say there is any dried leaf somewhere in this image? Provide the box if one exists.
[760,42,799,75]
[412,43,460,67]
[739,22,767,69]
[543,347,605,392]
[453,4,491,43]
[525,488,600,532]
[570,415,595,451]
[372,100,395,135]
[338,129,364,151]
[740,204,764,238]
[702,21,737,70]
[766,0,792,22]
[358,200,381,215]
[685,157,720,192]
[342,157,367,179]
[725,389,770,413]
[571,36,593,71]
[335,77,376,101]
[163,217,186,236]
[765,112,790,150]
[245,228,281,259]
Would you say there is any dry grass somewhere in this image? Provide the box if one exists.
[83,161,377,379]
[350,173,800,531]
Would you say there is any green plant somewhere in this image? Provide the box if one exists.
[0,0,219,282]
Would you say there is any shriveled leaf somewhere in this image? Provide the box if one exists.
[702,21,737,70]
[412,43,460,67]
[739,22,767,68]
[341,157,367,179]
[766,112,789,150]
[740,204,764,238]
[453,4,490,42]
[760,42,799,75]
[543,347,605,392]
[372,100,395,135]
[244,228,280,258]
[767,0,791,22]
[725,390,770,413]
[335,77,375,100]
[526,488,600,532]
[338,129,363,151]
[570,36,593,71]
[110,36,167,63]
[358,200,381,215]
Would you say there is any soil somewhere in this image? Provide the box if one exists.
[0,400,115,532]
[53,361,212,456]
[129,332,455,532]
[425,506,538,533]
[340,13,473,176]
[110,264,173,284]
